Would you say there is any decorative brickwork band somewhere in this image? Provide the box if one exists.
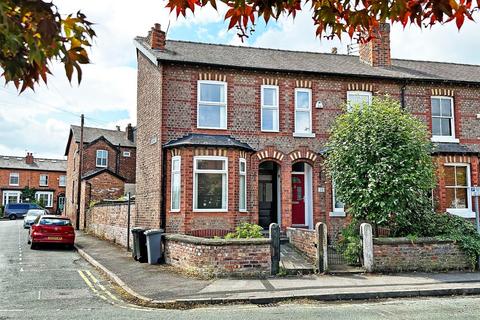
[170,149,181,156]
[256,150,285,161]
[289,150,317,162]
[262,78,279,86]
[194,148,227,156]
[431,88,454,97]
[239,151,249,159]
[444,155,471,163]
[198,73,227,82]
[295,80,312,88]
[347,83,373,92]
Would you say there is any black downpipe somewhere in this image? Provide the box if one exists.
[400,82,407,109]
[160,150,167,230]
[116,144,121,174]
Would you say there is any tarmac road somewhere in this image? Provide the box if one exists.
[1,219,480,320]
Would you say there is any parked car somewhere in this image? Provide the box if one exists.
[28,215,75,250]
[23,209,47,229]
[5,203,46,220]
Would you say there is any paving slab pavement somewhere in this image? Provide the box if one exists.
[75,232,480,307]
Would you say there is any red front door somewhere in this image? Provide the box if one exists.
[291,174,305,225]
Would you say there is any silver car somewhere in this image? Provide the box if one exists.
[23,209,47,229]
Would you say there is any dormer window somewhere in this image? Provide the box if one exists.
[431,96,458,143]
[96,150,108,168]
[197,81,227,129]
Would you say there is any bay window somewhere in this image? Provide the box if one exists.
[261,85,279,132]
[171,156,181,211]
[239,158,247,211]
[194,157,228,211]
[197,81,227,129]
[2,191,21,205]
[444,164,473,217]
[35,191,53,208]
[294,88,313,136]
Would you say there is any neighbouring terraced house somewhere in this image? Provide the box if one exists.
[0,153,67,214]
[64,124,136,228]
[133,23,480,239]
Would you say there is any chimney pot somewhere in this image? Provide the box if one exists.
[150,23,166,51]
[126,123,134,142]
[25,152,34,164]
[359,23,391,67]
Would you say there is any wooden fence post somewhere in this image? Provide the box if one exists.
[269,223,280,275]
[315,222,328,273]
[360,223,374,272]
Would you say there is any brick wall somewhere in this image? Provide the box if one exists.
[286,227,317,261]
[86,201,136,247]
[164,234,271,277]
[373,237,472,272]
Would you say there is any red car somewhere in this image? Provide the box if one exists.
[28,215,75,249]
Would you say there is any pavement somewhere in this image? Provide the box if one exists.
[74,231,480,307]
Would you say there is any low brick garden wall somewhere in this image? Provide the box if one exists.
[373,237,472,272]
[286,227,317,261]
[87,201,136,248]
[164,234,272,277]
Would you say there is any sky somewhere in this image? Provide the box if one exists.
[0,1,479,159]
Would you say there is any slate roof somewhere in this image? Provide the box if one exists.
[134,38,480,84]
[0,155,67,172]
[70,125,136,148]
[163,134,254,151]
[432,143,478,155]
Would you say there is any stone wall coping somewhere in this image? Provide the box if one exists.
[92,200,135,207]
[287,227,315,233]
[164,234,271,246]
[373,237,454,245]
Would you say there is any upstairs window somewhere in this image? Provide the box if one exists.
[96,150,108,168]
[431,96,457,142]
[261,85,279,132]
[294,88,312,136]
[59,175,66,187]
[346,91,372,111]
[197,81,227,129]
[239,159,247,211]
[194,157,228,211]
[39,174,48,186]
[9,173,19,186]
[171,156,181,212]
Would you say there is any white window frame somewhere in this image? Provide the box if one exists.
[39,174,48,186]
[9,173,19,186]
[123,151,131,157]
[197,80,227,130]
[2,190,21,205]
[35,191,53,208]
[59,175,66,187]
[239,158,247,212]
[293,88,314,137]
[346,91,372,111]
[171,156,181,212]
[193,156,228,212]
[445,163,473,218]
[431,96,459,143]
[261,85,279,132]
[330,181,346,217]
[96,150,108,168]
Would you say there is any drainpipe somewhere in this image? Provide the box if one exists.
[116,144,121,175]
[160,149,167,230]
[400,81,407,109]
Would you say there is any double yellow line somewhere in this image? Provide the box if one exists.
[78,270,120,302]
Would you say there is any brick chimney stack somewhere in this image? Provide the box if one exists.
[359,23,391,67]
[25,152,34,164]
[126,123,134,142]
[150,23,166,51]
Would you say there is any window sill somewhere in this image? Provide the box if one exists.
[193,209,228,213]
[9,184,19,187]
[431,136,460,143]
[96,165,108,168]
[293,132,316,138]
[261,129,279,133]
[239,210,248,213]
[170,209,180,213]
[329,211,346,217]
[197,126,227,130]
[446,209,475,218]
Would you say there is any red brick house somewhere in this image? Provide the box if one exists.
[64,125,136,228]
[133,23,480,238]
[0,153,67,214]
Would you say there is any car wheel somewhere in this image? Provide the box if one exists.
[8,215,16,220]
[30,242,37,250]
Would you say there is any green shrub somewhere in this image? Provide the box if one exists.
[336,221,362,265]
[224,223,263,239]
